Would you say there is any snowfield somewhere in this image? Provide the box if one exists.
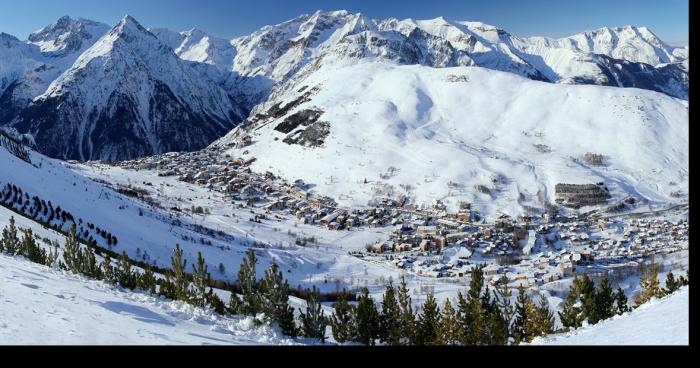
[0,252,298,345]
[532,286,689,345]
[220,60,688,218]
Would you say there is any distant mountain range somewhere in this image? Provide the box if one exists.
[0,10,689,161]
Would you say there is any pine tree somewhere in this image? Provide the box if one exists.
[438,298,460,345]
[595,277,616,322]
[353,287,379,345]
[190,251,211,307]
[21,229,46,264]
[168,244,190,301]
[62,225,81,273]
[116,251,136,289]
[522,292,540,342]
[101,255,116,285]
[299,286,327,342]
[493,275,515,343]
[512,287,531,344]
[578,273,598,324]
[81,246,100,279]
[485,295,508,345]
[664,272,680,295]
[416,292,441,345]
[236,249,260,315]
[558,275,584,330]
[330,290,355,344]
[634,264,662,307]
[378,281,402,345]
[532,294,555,338]
[138,264,157,294]
[44,240,60,268]
[1,216,20,255]
[614,287,630,315]
[458,265,487,345]
[258,263,297,337]
[397,275,416,345]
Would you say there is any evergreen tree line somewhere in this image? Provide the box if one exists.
[557,265,688,331]
[1,183,117,248]
[328,266,556,345]
[633,264,688,307]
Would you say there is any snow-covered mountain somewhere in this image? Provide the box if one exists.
[0,10,690,161]
[12,16,246,160]
[213,60,688,216]
[0,17,110,126]
[27,16,110,59]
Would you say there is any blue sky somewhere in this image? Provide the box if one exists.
[0,0,689,44]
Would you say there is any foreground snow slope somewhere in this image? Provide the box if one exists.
[218,60,688,217]
[532,286,689,345]
[0,252,296,345]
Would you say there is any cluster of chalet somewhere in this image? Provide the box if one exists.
[111,150,457,231]
[109,150,688,290]
[360,208,689,289]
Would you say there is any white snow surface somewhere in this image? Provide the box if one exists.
[217,60,688,218]
[532,286,689,345]
[0,251,297,345]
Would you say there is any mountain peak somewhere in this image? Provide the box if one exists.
[27,15,110,57]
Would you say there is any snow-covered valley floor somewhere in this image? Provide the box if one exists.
[532,286,689,345]
[0,252,299,345]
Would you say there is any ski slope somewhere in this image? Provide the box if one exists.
[532,286,689,345]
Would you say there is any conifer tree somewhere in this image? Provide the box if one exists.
[458,265,487,345]
[396,275,416,345]
[532,294,555,338]
[353,287,379,345]
[168,244,190,301]
[190,251,211,307]
[115,251,136,289]
[1,216,20,255]
[62,225,81,273]
[299,286,327,342]
[485,295,508,345]
[258,262,297,337]
[378,281,402,345]
[595,277,616,321]
[236,249,260,315]
[101,255,116,285]
[21,229,46,264]
[577,273,598,323]
[138,264,157,294]
[512,286,533,345]
[558,276,584,330]
[81,247,100,279]
[438,298,460,345]
[44,240,60,268]
[494,275,515,342]
[664,272,680,295]
[416,292,440,345]
[614,287,630,315]
[635,264,662,307]
[330,290,355,344]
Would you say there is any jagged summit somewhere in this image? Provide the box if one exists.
[13,14,244,160]
[27,16,109,57]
